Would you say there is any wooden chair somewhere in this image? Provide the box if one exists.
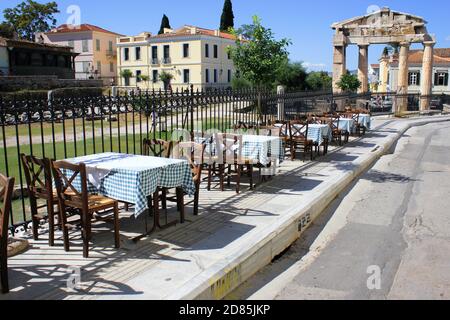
[142,138,173,158]
[273,121,291,159]
[165,141,206,218]
[1,173,15,294]
[21,154,60,246]
[51,160,120,258]
[209,133,254,194]
[288,121,314,161]
[329,115,349,146]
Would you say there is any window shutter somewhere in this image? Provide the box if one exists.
[408,72,412,86]
[434,72,439,86]
[445,73,449,86]
[417,72,421,86]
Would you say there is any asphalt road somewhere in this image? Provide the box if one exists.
[227,122,450,300]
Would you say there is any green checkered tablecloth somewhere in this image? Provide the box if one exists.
[64,152,196,217]
[196,135,284,166]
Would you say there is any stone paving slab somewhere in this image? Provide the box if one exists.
[2,115,450,300]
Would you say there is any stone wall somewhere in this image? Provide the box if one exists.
[0,76,103,92]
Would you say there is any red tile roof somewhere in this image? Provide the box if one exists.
[46,24,123,36]
[152,26,237,41]
[408,48,450,64]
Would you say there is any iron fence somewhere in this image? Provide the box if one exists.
[1,87,449,233]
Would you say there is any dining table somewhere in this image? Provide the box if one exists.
[63,152,196,240]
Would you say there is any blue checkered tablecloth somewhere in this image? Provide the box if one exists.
[196,135,284,166]
[334,118,356,133]
[63,152,196,217]
[307,124,333,146]
[357,114,371,130]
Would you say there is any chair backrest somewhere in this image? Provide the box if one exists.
[273,121,289,139]
[233,122,257,131]
[51,160,88,211]
[214,133,243,164]
[20,154,53,201]
[172,142,206,183]
[142,138,172,158]
[289,121,308,139]
[330,115,340,131]
[0,174,14,249]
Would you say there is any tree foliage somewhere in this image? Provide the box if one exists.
[228,16,291,88]
[220,0,234,32]
[275,59,308,90]
[3,0,59,41]
[120,69,133,79]
[337,73,361,93]
[158,14,171,35]
[0,22,15,39]
[306,71,332,91]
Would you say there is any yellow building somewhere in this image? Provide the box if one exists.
[117,26,237,90]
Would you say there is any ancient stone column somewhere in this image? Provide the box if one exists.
[420,41,435,111]
[357,45,369,93]
[332,45,347,93]
[396,42,410,114]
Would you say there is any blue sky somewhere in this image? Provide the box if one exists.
[1,0,449,71]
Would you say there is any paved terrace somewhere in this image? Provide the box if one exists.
[2,115,449,300]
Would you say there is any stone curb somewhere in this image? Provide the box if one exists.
[165,116,450,300]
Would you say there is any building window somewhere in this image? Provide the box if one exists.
[151,46,158,63]
[183,69,190,83]
[163,45,170,63]
[408,72,421,86]
[182,43,189,58]
[96,61,101,74]
[136,70,142,82]
[205,69,209,83]
[68,40,74,48]
[82,61,90,73]
[109,41,113,52]
[82,39,89,52]
[214,69,218,83]
[214,45,218,58]
[435,71,449,86]
[228,70,232,83]
[135,47,141,60]
[110,62,114,73]
[227,50,231,60]
[124,48,129,61]
[152,70,158,83]
[96,39,100,51]
[205,44,209,58]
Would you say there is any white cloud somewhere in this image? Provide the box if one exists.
[446,36,450,41]
[303,62,327,71]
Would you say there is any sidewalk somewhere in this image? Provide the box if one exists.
[3,115,450,300]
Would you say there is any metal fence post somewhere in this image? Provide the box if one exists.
[277,85,285,121]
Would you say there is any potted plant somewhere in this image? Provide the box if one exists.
[120,69,133,86]
[159,71,174,91]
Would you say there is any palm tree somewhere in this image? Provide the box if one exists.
[159,71,174,91]
[120,69,133,86]
[139,74,150,89]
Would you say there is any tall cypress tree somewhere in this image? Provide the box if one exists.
[220,0,234,32]
[158,14,171,34]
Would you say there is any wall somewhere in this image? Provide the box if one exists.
[0,46,8,75]
[0,76,103,92]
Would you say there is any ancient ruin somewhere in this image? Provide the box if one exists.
[331,7,435,112]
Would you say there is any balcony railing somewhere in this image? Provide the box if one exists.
[151,58,159,65]
[161,57,171,65]
[106,49,116,58]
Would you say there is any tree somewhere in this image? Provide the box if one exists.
[3,0,59,41]
[158,14,171,35]
[336,73,361,93]
[275,59,308,90]
[158,71,174,90]
[228,16,291,88]
[220,0,234,32]
[306,71,332,91]
[139,74,150,89]
[0,22,15,39]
